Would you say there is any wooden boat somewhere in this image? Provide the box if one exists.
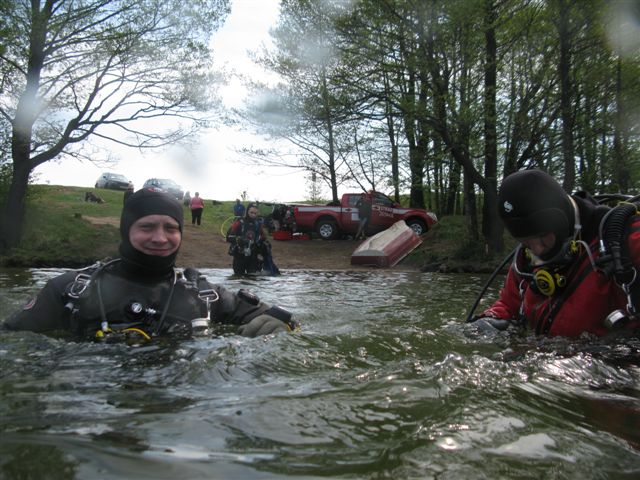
[350,220,422,267]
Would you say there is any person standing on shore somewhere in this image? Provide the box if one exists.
[123,182,134,204]
[355,192,373,240]
[189,192,205,226]
[234,199,245,218]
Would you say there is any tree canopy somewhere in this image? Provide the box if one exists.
[0,0,230,250]
[247,0,640,253]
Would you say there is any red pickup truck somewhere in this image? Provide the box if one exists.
[292,192,438,240]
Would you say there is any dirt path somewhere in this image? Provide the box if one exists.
[177,224,383,270]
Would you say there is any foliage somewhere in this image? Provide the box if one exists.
[409,214,516,271]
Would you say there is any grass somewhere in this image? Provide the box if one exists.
[3,185,119,266]
[407,214,516,272]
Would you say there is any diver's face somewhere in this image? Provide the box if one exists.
[247,207,259,218]
[129,215,181,256]
[517,232,556,257]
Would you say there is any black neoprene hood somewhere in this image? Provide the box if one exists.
[118,188,184,276]
[120,188,184,239]
[498,169,574,241]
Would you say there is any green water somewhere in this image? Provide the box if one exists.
[1,268,639,479]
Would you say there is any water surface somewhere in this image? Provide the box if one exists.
[1,268,639,479]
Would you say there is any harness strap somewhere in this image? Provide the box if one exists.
[69,261,191,339]
[531,239,601,335]
[152,269,178,335]
[535,258,595,335]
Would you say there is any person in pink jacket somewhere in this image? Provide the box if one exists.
[189,192,205,226]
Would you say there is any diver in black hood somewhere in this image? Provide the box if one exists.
[3,189,296,340]
[469,169,640,337]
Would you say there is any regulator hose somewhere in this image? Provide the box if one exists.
[593,193,633,206]
[220,216,236,239]
[465,246,517,323]
[599,200,639,276]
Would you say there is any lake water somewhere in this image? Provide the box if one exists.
[1,267,639,479]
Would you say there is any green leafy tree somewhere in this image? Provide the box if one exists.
[0,0,230,251]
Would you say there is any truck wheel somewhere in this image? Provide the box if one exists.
[406,219,427,235]
[316,219,338,240]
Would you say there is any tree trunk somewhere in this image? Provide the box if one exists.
[1,1,50,251]
[0,159,31,251]
[390,144,400,202]
[383,71,401,202]
[612,58,629,192]
[408,145,425,208]
[482,0,502,252]
[445,157,460,216]
[463,169,479,241]
[320,71,339,203]
[400,69,425,209]
[557,0,576,191]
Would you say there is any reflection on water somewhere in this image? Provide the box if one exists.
[1,267,639,479]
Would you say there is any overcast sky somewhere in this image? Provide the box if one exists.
[35,0,310,203]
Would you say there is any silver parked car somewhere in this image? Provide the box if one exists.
[95,172,131,190]
[142,178,184,200]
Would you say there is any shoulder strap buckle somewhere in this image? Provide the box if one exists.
[66,273,92,299]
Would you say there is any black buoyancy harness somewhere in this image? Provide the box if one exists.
[65,260,211,340]
[230,218,263,258]
[241,218,262,243]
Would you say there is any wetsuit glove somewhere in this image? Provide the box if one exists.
[237,314,289,337]
[469,317,511,333]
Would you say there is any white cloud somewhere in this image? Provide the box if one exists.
[34,0,310,203]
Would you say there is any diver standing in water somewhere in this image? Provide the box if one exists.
[3,189,295,340]
[227,203,280,276]
[469,169,640,337]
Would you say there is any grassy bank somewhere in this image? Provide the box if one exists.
[0,184,511,270]
[0,185,247,267]
[2,185,121,267]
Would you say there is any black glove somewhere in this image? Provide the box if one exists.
[469,317,511,333]
[237,314,289,337]
[236,237,246,247]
